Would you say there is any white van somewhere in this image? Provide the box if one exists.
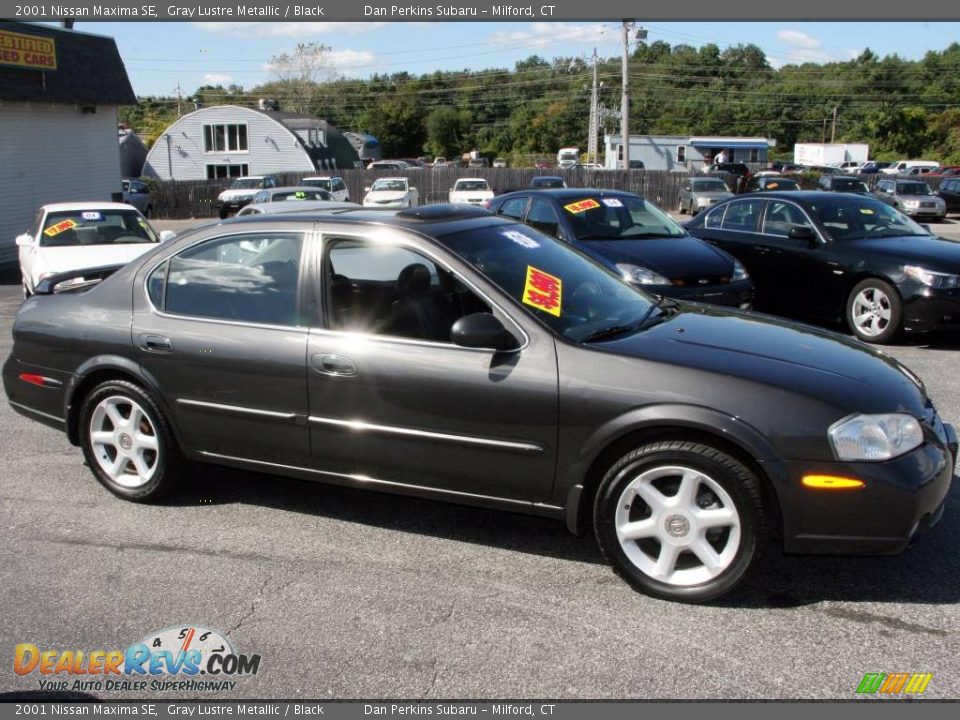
[882,160,940,175]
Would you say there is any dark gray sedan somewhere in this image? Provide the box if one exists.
[4,206,955,603]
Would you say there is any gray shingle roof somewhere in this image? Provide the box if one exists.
[0,21,136,105]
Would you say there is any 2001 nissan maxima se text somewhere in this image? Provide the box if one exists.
[4,205,956,602]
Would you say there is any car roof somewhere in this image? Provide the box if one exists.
[370,177,409,182]
[240,200,359,215]
[266,186,328,192]
[42,201,138,212]
[454,177,489,183]
[302,176,340,181]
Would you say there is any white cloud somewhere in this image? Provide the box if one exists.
[776,30,822,50]
[202,73,234,84]
[193,22,384,38]
[489,22,610,50]
[326,49,376,71]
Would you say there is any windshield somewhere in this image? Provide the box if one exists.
[301,179,331,191]
[832,179,869,192]
[562,195,686,240]
[272,189,329,201]
[371,179,408,192]
[230,178,263,190]
[455,180,490,191]
[533,178,565,188]
[897,183,932,196]
[809,196,931,240]
[761,179,798,190]
[692,180,728,192]
[40,209,158,247]
[438,223,655,343]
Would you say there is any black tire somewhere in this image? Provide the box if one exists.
[846,278,903,344]
[594,440,764,603]
[678,200,687,215]
[78,379,184,502]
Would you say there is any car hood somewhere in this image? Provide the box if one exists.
[219,189,258,201]
[577,236,734,278]
[365,190,409,202]
[597,306,926,414]
[450,190,494,201]
[36,244,158,278]
[842,235,960,270]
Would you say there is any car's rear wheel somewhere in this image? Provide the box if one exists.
[846,278,902,344]
[79,380,184,502]
[219,208,229,219]
[594,440,764,603]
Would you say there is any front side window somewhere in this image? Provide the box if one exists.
[526,199,561,238]
[160,233,304,326]
[762,201,814,238]
[203,124,248,153]
[498,197,528,220]
[720,199,764,232]
[324,238,490,343]
[40,209,157,247]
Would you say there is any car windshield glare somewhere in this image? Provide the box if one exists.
[438,223,654,343]
[230,179,263,190]
[302,179,331,190]
[39,210,158,247]
[372,180,407,192]
[693,180,728,192]
[563,195,686,240]
[456,181,489,191]
[810,197,930,240]
[898,183,932,196]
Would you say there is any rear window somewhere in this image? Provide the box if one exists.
[272,189,329,202]
[302,179,332,191]
[40,209,157,247]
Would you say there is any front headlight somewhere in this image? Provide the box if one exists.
[732,260,749,281]
[696,196,711,206]
[616,263,670,286]
[904,265,960,288]
[902,199,920,208]
[828,413,923,461]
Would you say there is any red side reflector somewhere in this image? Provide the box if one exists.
[19,373,46,387]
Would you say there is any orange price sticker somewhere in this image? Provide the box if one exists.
[43,219,77,237]
[522,266,563,317]
[563,198,601,214]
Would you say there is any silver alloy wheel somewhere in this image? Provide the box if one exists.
[851,286,892,338]
[614,465,741,587]
[89,395,160,488]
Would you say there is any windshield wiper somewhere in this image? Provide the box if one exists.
[581,325,637,343]
[581,297,681,343]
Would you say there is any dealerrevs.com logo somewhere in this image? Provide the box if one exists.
[13,625,261,693]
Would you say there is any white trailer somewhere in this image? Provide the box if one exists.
[794,143,869,166]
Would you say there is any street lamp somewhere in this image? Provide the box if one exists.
[621,22,648,170]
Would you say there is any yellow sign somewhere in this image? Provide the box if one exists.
[44,219,77,237]
[522,266,563,317]
[0,30,57,71]
[563,198,601,214]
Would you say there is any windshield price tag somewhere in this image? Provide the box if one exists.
[81,211,103,221]
[43,219,77,237]
[564,198,600,214]
[522,266,563,317]
[601,198,624,208]
[502,229,539,249]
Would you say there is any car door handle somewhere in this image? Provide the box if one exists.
[312,354,357,377]
[137,334,173,353]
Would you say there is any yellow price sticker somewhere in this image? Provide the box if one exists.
[522,266,563,317]
[43,219,77,237]
[563,198,601,214]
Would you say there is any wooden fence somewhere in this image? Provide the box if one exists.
[144,169,946,220]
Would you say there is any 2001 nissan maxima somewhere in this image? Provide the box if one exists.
[4,205,956,603]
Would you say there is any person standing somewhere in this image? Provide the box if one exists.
[715,149,728,164]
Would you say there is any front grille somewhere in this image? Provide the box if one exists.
[671,275,732,287]
[921,202,935,208]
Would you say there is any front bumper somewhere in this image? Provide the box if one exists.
[652,278,754,309]
[218,198,254,212]
[772,420,956,555]
[901,283,960,333]
[902,204,947,219]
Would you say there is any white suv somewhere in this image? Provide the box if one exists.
[301,176,350,202]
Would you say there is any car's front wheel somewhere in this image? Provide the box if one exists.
[846,278,902,344]
[594,440,764,603]
[79,380,184,502]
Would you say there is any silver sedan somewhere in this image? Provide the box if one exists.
[679,178,734,216]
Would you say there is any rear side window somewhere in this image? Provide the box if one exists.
[527,199,561,238]
[720,200,763,232]
[498,197,528,220]
[704,206,726,229]
[160,233,304,326]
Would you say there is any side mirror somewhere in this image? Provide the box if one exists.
[159,230,176,242]
[789,226,817,247]
[451,313,520,352]
[15,233,34,247]
[410,187,418,193]
[364,186,371,192]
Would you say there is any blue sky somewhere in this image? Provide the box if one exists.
[44,20,960,97]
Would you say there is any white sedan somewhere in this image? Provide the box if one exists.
[362,178,419,208]
[448,178,494,206]
[16,202,174,297]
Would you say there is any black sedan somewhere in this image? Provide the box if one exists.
[4,205,955,603]
[488,188,753,309]
[686,191,960,343]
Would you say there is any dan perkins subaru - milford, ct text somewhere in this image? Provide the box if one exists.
[364,5,557,16]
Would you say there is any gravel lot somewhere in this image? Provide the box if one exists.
[1,220,959,700]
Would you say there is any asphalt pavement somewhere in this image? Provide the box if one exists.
[1,226,959,700]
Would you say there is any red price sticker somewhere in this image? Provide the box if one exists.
[563,198,601,214]
[522,266,563,317]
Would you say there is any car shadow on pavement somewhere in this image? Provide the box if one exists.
[174,463,960,607]
[175,462,607,566]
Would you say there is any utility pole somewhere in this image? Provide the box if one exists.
[588,48,599,165]
[174,82,184,117]
[620,20,631,170]
[830,105,838,143]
